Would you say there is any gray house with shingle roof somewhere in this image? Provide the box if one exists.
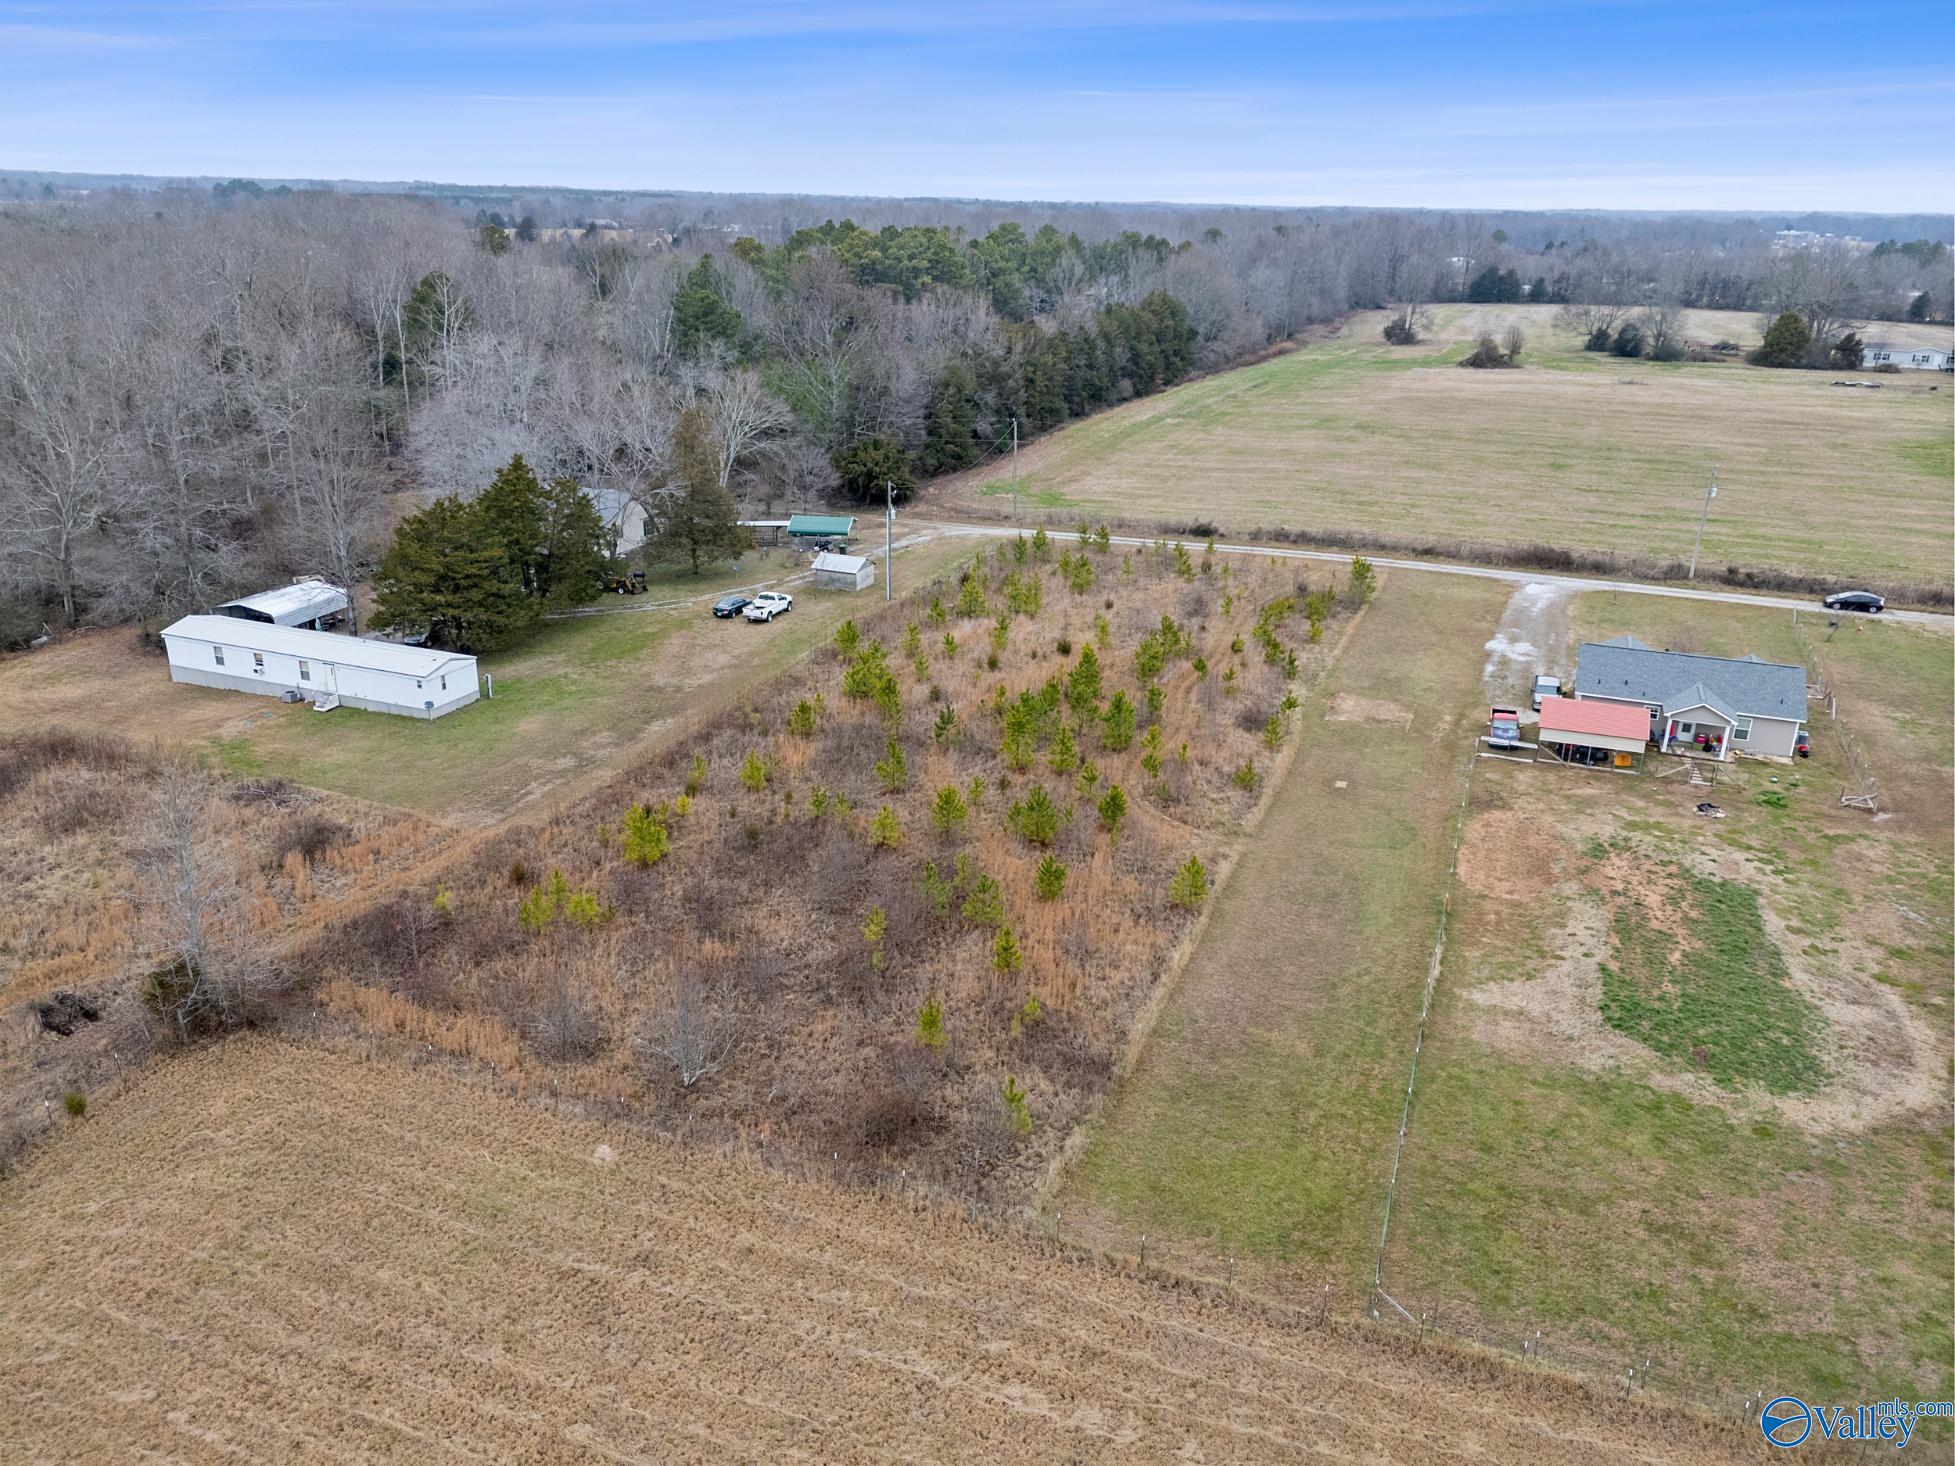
[1571,636,1808,760]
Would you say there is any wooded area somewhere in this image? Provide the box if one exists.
[1,183,1945,644]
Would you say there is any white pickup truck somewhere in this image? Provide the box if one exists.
[744,590,794,623]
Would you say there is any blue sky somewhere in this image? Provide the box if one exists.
[3,1,1951,210]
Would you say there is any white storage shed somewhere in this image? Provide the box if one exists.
[811,552,875,591]
[217,578,349,630]
[159,615,479,719]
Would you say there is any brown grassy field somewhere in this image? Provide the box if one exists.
[932,304,1955,593]
[1059,569,1509,1296]
[0,1039,1762,1464]
[286,538,1350,1202]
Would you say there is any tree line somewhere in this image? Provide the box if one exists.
[1,184,1946,644]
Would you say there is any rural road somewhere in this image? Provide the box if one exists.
[928,520,1955,627]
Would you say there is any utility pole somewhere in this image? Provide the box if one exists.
[1011,416,1019,523]
[884,479,894,602]
[1687,465,1718,580]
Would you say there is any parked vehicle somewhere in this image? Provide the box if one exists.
[1487,706,1523,748]
[1822,591,1884,614]
[712,594,753,619]
[609,570,647,595]
[744,591,794,623]
[1531,674,1561,711]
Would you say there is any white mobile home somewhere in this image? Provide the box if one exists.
[160,615,479,719]
[584,487,649,555]
[218,578,349,630]
[1864,342,1952,371]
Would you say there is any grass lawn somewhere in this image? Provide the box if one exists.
[1379,591,1953,1416]
[204,536,976,821]
[1058,570,1509,1296]
[941,304,1954,592]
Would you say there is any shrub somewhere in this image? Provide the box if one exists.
[927,595,947,626]
[955,571,988,618]
[1097,783,1128,835]
[916,995,946,1050]
[685,753,708,795]
[901,621,922,657]
[931,784,969,838]
[565,889,610,926]
[933,706,957,745]
[1094,613,1111,647]
[834,618,860,655]
[739,750,770,791]
[869,805,902,849]
[519,870,568,932]
[875,735,908,790]
[433,887,454,920]
[1101,691,1136,751]
[788,698,818,736]
[993,925,1023,974]
[1034,854,1067,901]
[1031,526,1050,559]
[622,802,670,865]
[1067,644,1102,715]
[1234,760,1258,789]
[941,632,958,660]
[1263,715,1285,750]
[1007,785,1062,846]
[62,1091,86,1118]
[1001,1074,1031,1134]
[1169,855,1210,910]
[1748,310,1809,368]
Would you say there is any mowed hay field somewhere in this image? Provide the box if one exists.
[0,1041,1759,1465]
[942,304,1955,592]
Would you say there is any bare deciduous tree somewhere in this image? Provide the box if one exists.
[138,768,278,1039]
[634,971,733,1087]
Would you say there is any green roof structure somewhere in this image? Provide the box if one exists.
[786,514,856,538]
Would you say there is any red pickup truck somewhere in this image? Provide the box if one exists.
[1487,706,1524,748]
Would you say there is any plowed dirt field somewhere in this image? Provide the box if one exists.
[0,1042,1754,1463]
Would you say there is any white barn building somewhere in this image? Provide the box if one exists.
[585,487,649,555]
[160,615,480,719]
[218,578,349,630]
[811,551,875,591]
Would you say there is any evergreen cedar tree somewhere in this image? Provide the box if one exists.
[1465,265,1524,303]
[1748,311,1812,368]
[372,454,611,652]
[647,408,751,574]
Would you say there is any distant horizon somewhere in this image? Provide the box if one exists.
[3,2,1950,214]
[6,166,1949,229]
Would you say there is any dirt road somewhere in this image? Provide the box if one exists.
[0,1041,1752,1463]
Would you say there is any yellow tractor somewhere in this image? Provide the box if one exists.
[609,570,647,595]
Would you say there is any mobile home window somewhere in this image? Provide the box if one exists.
[1676,721,1693,734]
[213,646,225,667]
[439,675,447,691]
[252,651,265,674]
[298,659,311,682]
[1732,717,1752,741]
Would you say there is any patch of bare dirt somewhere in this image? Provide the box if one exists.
[1454,809,1572,899]
[1325,693,1413,728]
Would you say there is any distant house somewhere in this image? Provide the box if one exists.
[1571,636,1808,760]
[584,487,648,556]
[811,552,875,592]
[1865,342,1952,371]
[160,615,479,719]
[218,578,348,631]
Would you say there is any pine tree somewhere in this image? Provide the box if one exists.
[648,409,750,574]
[670,255,743,355]
[371,496,536,652]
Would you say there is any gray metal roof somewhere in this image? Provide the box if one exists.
[1660,680,1738,721]
[1573,642,1807,722]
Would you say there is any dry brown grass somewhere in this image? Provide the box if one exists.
[0,1039,1764,1464]
[931,304,1954,592]
[290,541,1348,1200]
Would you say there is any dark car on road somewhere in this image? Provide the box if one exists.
[1822,591,1884,614]
[712,594,752,619]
